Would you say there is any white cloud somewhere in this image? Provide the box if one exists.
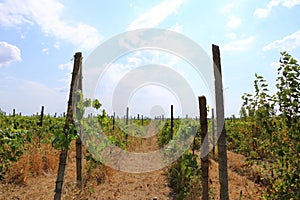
[220,3,235,15]
[42,47,49,54]
[254,8,270,18]
[271,61,280,69]
[128,0,184,30]
[169,23,182,33]
[58,62,73,71]
[0,0,102,51]
[263,30,300,51]
[254,0,300,18]
[282,0,300,8]
[226,16,242,29]
[0,41,22,67]
[220,4,241,29]
[58,61,73,93]
[222,36,255,51]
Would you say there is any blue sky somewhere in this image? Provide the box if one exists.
[0,0,299,117]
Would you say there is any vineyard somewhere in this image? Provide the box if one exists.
[0,51,299,200]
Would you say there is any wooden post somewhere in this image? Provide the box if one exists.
[211,108,215,158]
[170,105,174,139]
[126,107,129,125]
[13,109,15,117]
[40,106,44,127]
[54,52,82,200]
[75,52,83,188]
[141,115,144,126]
[125,107,129,146]
[112,112,115,131]
[199,96,209,200]
[192,126,197,156]
[212,44,229,200]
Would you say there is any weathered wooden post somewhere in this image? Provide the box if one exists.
[126,107,129,125]
[54,52,82,200]
[39,106,44,127]
[170,105,174,139]
[112,112,115,131]
[192,126,197,156]
[212,44,229,200]
[125,107,129,146]
[199,96,209,200]
[74,52,83,188]
[211,108,215,158]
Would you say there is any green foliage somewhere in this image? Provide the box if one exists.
[92,99,101,110]
[0,114,64,178]
[169,152,200,199]
[157,118,201,199]
[276,51,300,125]
[0,127,30,178]
[51,124,77,150]
[53,91,107,150]
[230,52,300,199]
[72,93,128,164]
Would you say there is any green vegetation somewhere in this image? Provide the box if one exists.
[0,112,64,179]
[227,52,300,199]
[157,118,202,199]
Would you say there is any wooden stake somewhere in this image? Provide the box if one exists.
[40,106,44,127]
[199,96,209,200]
[54,52,82,200]
[212,44,229,200]
[126,107,129,146]
[75,52,83,188]
[112,112,115,131]
[211,108,215,158]
[170,105,174,139]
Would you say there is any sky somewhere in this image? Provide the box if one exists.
[0,0,299,117]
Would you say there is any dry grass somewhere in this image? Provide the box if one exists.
[5,143,59,185]
[0,130,266,199]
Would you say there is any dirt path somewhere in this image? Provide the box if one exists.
[209,152,265,199]
[0,121,266,199]
[90,121,175,199]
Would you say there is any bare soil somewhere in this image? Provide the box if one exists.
[0,122,265,199]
